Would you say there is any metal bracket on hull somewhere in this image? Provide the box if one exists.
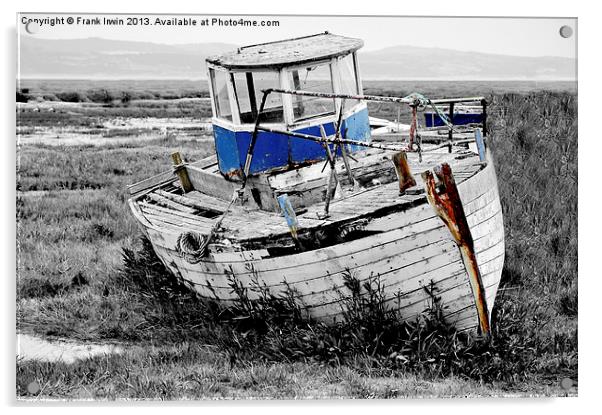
[422,163,491,340]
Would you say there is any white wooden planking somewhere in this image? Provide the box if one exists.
[155,225,459,291]
[140,207,210,234]
[302,241,504,321]
[133,146,505,332]
[140,201,215,228]
[313,275,476,322]
[168,242,465,303]
[128,170,175,197]
[164,217,453,282]
[151,228,502,322]
[449,277,503,329]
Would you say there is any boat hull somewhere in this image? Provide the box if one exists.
[424,110,484,128]
[133,155,504,333]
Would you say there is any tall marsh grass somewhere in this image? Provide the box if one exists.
[16,89,578,397]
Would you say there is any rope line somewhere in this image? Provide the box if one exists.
[403,92,456,132]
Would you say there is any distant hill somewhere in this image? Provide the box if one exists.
[19,37,235,79]
[18,36,576,80]
[359,45,575,80]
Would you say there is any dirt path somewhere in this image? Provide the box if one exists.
[17,333,123,364]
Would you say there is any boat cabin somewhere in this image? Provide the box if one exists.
[205,32,370,179]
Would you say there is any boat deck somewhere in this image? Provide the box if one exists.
[132,146,485,252]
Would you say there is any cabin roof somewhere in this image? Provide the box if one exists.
[206,32,364,70]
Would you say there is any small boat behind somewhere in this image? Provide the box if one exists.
[128,32,504,339]
[424,105,484,128]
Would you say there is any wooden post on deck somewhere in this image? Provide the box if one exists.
[392,151,416,194]
[171,152,193,193]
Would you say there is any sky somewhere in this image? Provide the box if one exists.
[18,13,576,58]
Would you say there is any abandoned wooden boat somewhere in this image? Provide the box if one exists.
[127,33,504,338]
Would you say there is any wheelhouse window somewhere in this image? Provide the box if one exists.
[337,54,361,111]
[339,54,360,95]
[210,68,232,121]
[288,63,335,122]
[233,71,284,123]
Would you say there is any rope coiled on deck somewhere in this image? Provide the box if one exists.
[174,192,239,263]
[176,231,208,264]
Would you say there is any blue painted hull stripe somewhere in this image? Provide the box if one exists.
[214,107,371,176]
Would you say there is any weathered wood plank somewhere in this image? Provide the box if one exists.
[139,202,215,228]
[185,246,466,304]
[152,208,448,272]
[309,276,476,322]
[313,253,503,324]
[185,190,233,211]
[187,165,239,201]
[146,192,197,214]
[128,170,175,197]
[445,276,503,325]
[128,156,218,198]
[472,214,504,242]
[171,231,503,306]
[463,186,498,215]
[155,221,454,284]
[141,209,210,234]
[155,189,223,215]
[457,160,497,204]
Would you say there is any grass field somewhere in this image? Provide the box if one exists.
[16,80,577,399]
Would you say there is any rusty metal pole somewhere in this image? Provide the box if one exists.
[256,126,475,153]
[408,104,417,151]
[263,88,485,106]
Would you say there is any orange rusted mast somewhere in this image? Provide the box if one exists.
[422,163,491,339]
